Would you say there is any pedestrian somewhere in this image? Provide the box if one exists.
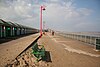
[52,31,54,36]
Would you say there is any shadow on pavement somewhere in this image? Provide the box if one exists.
[0,33,37,44]
[42,51,52,62]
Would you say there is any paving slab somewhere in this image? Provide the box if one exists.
[0,33,39,66]
[38,32,100,67]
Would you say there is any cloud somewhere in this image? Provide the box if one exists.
[0,0,99,32]
[77,8,93,16]
[43,0,98,32]
[44,1,92,24]
[0,0,37,23]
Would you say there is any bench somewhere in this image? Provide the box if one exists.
[32,42,45,61]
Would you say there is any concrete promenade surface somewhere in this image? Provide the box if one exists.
[38,32,100,67]
[0,33,39,66]
[0,32,100,67]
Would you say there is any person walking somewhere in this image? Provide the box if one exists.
[52,31,54,36]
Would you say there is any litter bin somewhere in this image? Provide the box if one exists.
[95,38,100,50]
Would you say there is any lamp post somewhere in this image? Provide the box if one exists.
[40,6,45,37]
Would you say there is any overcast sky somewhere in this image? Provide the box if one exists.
[0,0,100,32]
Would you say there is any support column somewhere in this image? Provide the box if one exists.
[13,27,14,36]
[24,28,26,34]
[0,26,2,38]
[11,27,13,36]
[16,28,18,35]
[4,26,6,37]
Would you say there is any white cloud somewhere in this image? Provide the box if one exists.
[0,0,99,32]
[0,0,36,21]
[44,1,92,24]
[50,0,58,2]
[77,8,93,16]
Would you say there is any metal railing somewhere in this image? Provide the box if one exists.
[58,32,100,45]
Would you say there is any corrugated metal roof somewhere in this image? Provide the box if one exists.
[0,19,38,30]
[0,19,5,25]
[0,19,11,26]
